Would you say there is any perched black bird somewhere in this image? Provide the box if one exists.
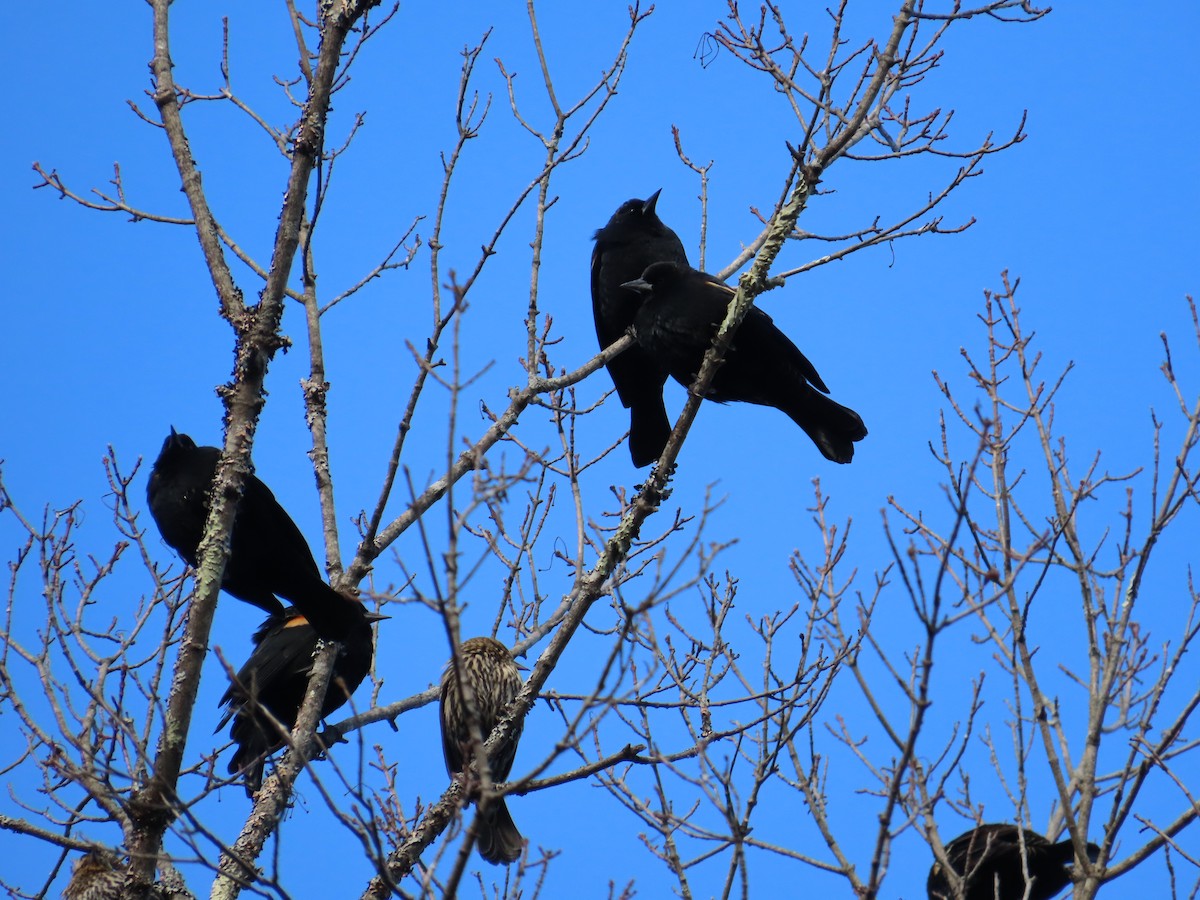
[217,605,380,796]
[927,824,1101,900]
[146,429,365,641]
[440,637,525,865]
[622,261,868,463]
[592,190,690,467]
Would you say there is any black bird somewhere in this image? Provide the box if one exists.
[592,190,690,466]
[217,606,380,796]
[927,824,1101,900]
[622,261,868,463]
[146,429,365,641]
[440,637,525,865]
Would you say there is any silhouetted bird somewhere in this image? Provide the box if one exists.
[927,823,1101,900]
[622,261,868,463]
[147,429,365,641]
[592,190,690,466]
[440,637,525,865]
[217,605,380,796]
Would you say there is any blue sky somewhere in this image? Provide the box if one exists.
[3,2,1198,897]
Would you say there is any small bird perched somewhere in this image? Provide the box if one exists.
[927,823,1101,900]
[622,261,868,463]
[64,850,197,900]
[592,190,690,467]
[63,851,124,900]
[217,605,381,796]
[440,637,525,865]
[146,429,367,641]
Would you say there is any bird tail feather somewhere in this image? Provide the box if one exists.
[477,799,523,865]
[285,580,367,643]
[230,743,268,798]
[628,397,673,467]
[786,391,868,464]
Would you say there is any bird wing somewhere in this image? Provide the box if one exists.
[590,242,626,350]
[236,476,326,584]
[691,275,832,394]
[439,677,463,775]
[217,614,316,718]
[735,307,831,394]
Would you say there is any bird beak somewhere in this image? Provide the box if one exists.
[165,426,189,451]
[642,188,662,216]
[621,277,652,295]
[364,611,390,623]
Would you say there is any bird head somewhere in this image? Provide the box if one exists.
[594,189,668,241]
[621,260,683,296]
[620,276,651,296]
[153,428,197,468]
[641,188,663,216]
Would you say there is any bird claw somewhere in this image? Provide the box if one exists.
[639,475,673,508]
[316,724,348,748]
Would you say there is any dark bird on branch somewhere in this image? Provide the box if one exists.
[927,823,1101,900]
[217,605,381,796]
[440,637,525,865]
[146,429,366,641]
[592,189,689,467]
[622,261,868,463]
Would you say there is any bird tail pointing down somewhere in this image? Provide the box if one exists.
[477,798,523,865]
[786,390,868,464]
[627,393,673,467]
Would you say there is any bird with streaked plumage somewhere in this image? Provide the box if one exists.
[439,637,525,865]
[63,850,195,900]
[63,851,124,900]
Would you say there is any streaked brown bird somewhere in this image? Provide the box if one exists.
[217,605,381,796]
[146,429,368,641]
[592,190,690,467]
[623,261,868,463]
[63,851,124,900]
[439,637,525,865]
[927,823,1101,900]
[63,849,196,899]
